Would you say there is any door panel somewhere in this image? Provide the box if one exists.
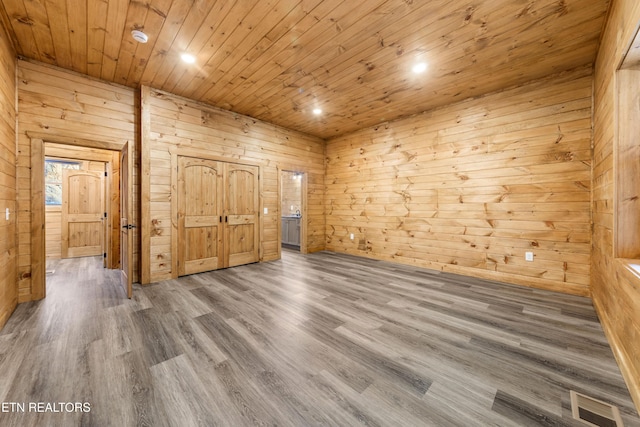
[178,157,223,275]
[120,142,133,298]
[103,164,109,268]
[62,170,104,258]
[225,164,259,267]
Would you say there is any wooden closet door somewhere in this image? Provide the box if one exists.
[224,163,259,267]
[178,157,224,275]
[62,170,104,258]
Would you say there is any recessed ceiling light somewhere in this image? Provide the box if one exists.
[412,62,427,74]
[312,108,322,115]
[131,30,148,44]
[181,53,196,64]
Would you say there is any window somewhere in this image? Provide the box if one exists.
[44,159,80,206]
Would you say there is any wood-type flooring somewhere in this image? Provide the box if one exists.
[0,250,638,426]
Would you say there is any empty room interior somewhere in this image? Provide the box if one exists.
[0,0,639,425]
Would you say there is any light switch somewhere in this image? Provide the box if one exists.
[263,207,268,214]
[5,208,8,221]
[350,233,354,240]
[525,252,534,262]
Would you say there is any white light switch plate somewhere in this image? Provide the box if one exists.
[5,208,8,220]
[525,251,534,262]
[263,207,268,214]
[350,233,354,240]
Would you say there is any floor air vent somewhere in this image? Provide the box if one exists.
[570,390,623,427]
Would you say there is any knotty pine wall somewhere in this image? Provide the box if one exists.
[45,206,62,260]
[17,60,139,301]
[325,66,592,296]
[592,0,640,410]
[142,88,325,283]
[0,17,16,330]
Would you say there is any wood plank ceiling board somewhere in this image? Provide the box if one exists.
[0,0,611,138]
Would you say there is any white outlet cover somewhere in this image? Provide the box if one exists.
[525,252,534,262]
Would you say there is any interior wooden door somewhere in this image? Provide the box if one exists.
[61,169,104,258]
[224,163,259,267]
[103,164,109,268]
[178,157,224,275]
[120,142,133,298]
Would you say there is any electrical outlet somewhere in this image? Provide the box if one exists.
[525,251,534,262]
[350,233,354,240]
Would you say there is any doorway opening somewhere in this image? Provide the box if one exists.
[280,170,305,253]
[30,135,134,302]
[44,157,107,266]
[43,144,121,296]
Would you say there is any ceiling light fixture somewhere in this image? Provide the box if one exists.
[181,53,196,64]
[312,108,322,115]
[131,30,148,44]
[412,62,427,74]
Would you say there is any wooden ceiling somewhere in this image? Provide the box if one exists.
[0,0,610,139]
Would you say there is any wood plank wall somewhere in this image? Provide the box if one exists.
[0,15,16,330]
[325,66,593,296]
[592,0,640,411]
[16,60,138,301]
[142,88,325,283]
[45,206,61,260]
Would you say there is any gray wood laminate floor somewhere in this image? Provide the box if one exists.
[1,251,638,426]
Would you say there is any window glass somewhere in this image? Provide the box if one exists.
[44,160,81,205]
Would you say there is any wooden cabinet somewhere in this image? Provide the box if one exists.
[281,217,301,247]
[177,156,259,276]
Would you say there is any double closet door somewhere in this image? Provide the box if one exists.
[177,157,259,276]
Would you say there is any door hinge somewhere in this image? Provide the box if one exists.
[103,252,107,258]
[104,171,108,177]
[104,212,107,218]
